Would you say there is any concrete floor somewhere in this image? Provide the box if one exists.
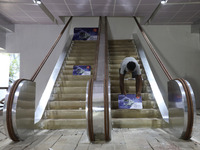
[0,113,200,150]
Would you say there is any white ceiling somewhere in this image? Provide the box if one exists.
[0,0,199,25]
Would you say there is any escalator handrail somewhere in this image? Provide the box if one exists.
[5,78,28,141]
[30,16,72,82]
[87,17,111,141]
[93,17,101,81]
[176,78,194,140]
[134,16,173,81]
[104,16,110,141]
[87,17,101,142]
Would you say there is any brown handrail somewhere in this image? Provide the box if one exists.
[87,16,102,142]
[87,78,95,141]
[104,16,110,141]
[6,79,27,141]
[134,16,173,81]
[31,16,72,81]
[176,78,194,140]
[93,17,102,81]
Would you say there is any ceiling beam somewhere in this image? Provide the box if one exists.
[0,13,14,32]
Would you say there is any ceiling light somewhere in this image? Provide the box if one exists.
[161,0,168,4]
[33,0,41,5]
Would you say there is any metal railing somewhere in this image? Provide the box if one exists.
[3,17,73,141]
[134,16,196,140]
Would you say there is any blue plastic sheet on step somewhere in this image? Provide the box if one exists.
[73,65,91,75]
[72,28,98,41]
[118,94,143,109]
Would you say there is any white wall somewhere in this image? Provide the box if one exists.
[141,25,200,107]
[6,23,71,107]
[107,17,136,40]
[69,17,99,34]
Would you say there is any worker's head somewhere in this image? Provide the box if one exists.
[127,61,136,72]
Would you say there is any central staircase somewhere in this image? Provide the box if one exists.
[38,39,167,130]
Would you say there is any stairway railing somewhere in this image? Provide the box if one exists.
[3,17,73,141]
[104,17,111,141]
[86,16,112,142]
[134,16,196,140]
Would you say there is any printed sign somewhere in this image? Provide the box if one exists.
[72,28,98,41]
[73,65,91,75]
[118,94,143,109]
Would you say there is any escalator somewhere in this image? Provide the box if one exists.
[2,16,197,146]
[109,39,168,128]
[38,41,96,129]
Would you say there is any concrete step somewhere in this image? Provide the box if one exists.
[48,101,85,109]
[65,60,94,65]
[112,118,168,128]
[109,55,139,60]
[109,74,147,80]
[55,80,88,87]
[110,79,150,86]
[70,51,95,55]
[109,47,137,51]
[71,46,96,50]
[38,119,86,129]
[111,109,161,118]
[108,40,133,45]
[59,75,91,80]
[109,51,137,56]
[53,87,87,94]
[45,110,86,119]
[67,56,95,61]
[50,93,86,101]
[69,53,95,57]
[111,86,151,93]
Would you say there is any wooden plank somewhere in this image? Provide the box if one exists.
[123,129,154,150]
[27,130,61,150]
[51,130,84,150]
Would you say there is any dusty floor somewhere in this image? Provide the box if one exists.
[0,113,200,150]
